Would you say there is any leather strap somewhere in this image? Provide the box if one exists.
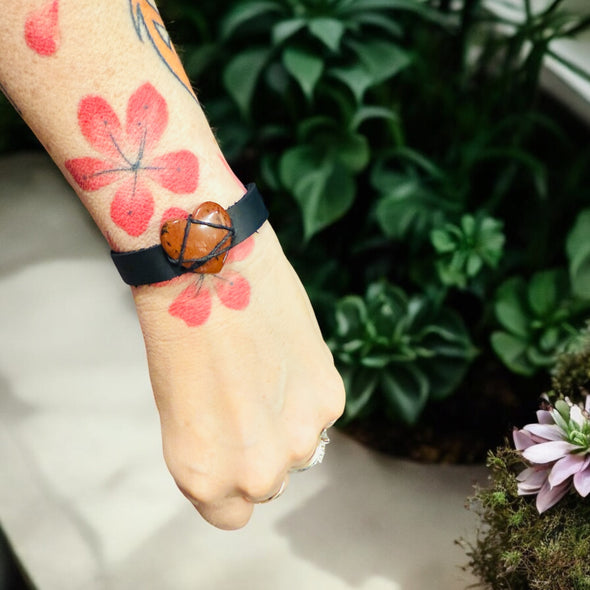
[110,183,268,286]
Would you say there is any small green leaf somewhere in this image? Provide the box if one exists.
[566,209,590,300]
[272,18,306,45]
[346,39,411,86]
[334,296,367,338]
[308,18,345,52]
[221,1,283,40]
[494,278,530,338]
[223,47,272,117]
[278,144,319,189]
[292,163,356,240]
[380,366,429,425]
[329,64,373,103]
[375,180,447,241]
[528,270,565,318]
[335,132,370,173]
[340,368,379,422]
[350,106,398,131]
[491,331,535,376]
[282,47,324,99]
[569,244,590,300]
[352,12,403,37]
[431,229,456,253]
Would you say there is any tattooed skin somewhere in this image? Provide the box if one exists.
[65,82,199,237]
[165,236,254,327]
[65,82,252,326]
[129,0,196,100]
[24,0,60,56]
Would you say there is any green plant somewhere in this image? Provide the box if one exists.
[491,270,590,376]
[328,280,476,424]
[278,115,370,239]
[430,213,505,289]
[214,0,427,239]
[567,209,590,300]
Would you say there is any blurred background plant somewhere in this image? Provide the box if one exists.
[3,0,590,460]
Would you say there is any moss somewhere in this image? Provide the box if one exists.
[463,446,590,589]
[551,324,590,402]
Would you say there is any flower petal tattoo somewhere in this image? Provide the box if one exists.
[24,0,60,57]
[129,0,196,100]
[160,208,255,327]
[65,83,199,237]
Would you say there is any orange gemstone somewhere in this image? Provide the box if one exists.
[160,202,233,274]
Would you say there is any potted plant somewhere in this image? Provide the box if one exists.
[461,329,590,588]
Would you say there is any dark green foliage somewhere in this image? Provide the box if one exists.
[463,446,590,590]
[491,270,590,376]
[328,280,476,424]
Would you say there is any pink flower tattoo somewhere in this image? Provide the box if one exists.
[65,83,199,237]
[25,0,60,57]
[159,207,254,327]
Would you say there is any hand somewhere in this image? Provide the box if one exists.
[132,222,345,529]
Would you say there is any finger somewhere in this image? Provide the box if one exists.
[193,496,255,530]
[242,475,289,504]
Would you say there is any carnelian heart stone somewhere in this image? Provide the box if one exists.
[160,201,233,274]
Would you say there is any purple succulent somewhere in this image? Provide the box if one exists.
[513,397,590,513]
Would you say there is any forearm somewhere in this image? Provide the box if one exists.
[0,0,244,252]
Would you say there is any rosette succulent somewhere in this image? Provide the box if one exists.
[513,396,590,513]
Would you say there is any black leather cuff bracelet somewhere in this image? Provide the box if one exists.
[111,183,268,286]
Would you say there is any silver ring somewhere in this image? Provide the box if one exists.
[254,480,287,504]
[290,429,330,473]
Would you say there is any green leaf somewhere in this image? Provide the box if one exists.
[293,164,356,240]
[334,296,367,339]
[282,47,324,99]
[346,39,411,86]
[569,244,590,301]
[476,147,548,199]
[223,47,272,117]
[375,179,447,241]
[494,278,530,338]
[272,18,306,45]
[431,228,456,253]
[331,40,411,102]
[183,44,218,79]
[528,270,564,318]
[338,0,431,15]
[380,366,429,425]
[308,18,345,52]
[329,64,374,103]
[279,148,356,239]
[352,12,403,37]
[335,132,370,173]
[567,209,590,300]
[341,368,379,423]
[350,106,398,131]
[491,331,535,376]
[221,1,283,40]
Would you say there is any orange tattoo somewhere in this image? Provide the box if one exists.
[129,0,196,100]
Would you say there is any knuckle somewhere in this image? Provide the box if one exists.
[168,465,223,506]
[323,370,346,422]
[237,458,286,501]
[197,500,254,531]
[289,427,322,465]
